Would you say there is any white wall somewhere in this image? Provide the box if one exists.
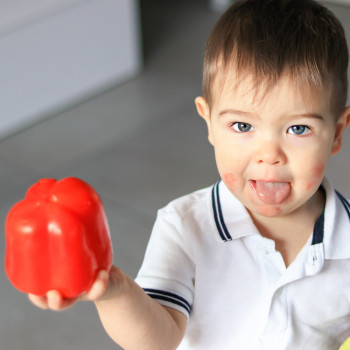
[0,0,87,34]
[209,0,350,12]
[324,0,350,4]
[0,0,142,139]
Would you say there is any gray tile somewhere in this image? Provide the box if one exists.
[58,104,219,218]
[102,196,154,279]
[0,294,121,350]
[0,73,200,175]
[0,155,43,196]
[0,297,120,350]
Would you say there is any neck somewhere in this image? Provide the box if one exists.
[249,188,325,267]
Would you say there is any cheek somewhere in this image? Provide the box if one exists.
[222,173,238,191]
[313,164,325,177]
[304,164,325,191]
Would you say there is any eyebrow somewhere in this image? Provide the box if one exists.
[218,109,256,118]
[295,113,324,121]
[218,109,324,121]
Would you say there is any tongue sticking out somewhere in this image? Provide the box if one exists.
[254,181,291,205]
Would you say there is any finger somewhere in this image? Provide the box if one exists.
[46,291,78,311]
[81,270,109,301]
[28,294,49,310]
[46,290,63,310]
[29,291,78,311]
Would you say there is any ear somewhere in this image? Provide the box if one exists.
[195,96,214,145]
[331,106,350,155]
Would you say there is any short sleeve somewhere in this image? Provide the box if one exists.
[135,207,195,318]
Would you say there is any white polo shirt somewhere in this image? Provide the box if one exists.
[135,178,350,349]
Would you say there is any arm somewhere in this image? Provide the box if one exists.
[95,266,187,350]
[28,266,187,350]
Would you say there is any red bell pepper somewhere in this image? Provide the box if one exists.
[5,177,113,298]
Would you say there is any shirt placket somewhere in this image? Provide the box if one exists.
[257,241,324,349]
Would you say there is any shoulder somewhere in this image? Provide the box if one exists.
[323,178,350,219]
[333,189,350,223]
[159,185,213,221]
[150,184,219,249]
[322,178,350,259]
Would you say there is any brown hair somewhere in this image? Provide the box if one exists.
[203,0,349,115]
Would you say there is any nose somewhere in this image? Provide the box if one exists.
[255,139,287,166]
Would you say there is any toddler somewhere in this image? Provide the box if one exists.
[30,0,350,349]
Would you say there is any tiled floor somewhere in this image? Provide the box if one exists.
[0,1,349,349]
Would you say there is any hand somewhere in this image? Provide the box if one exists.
[28,269,110,311]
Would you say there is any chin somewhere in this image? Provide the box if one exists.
[255,206,283,217]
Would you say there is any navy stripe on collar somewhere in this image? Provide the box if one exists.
[311,186,326,245]
[212,181,232,242]
[335,190,350,221]
[311,211,324,245]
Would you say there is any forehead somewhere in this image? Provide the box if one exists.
[210,69,334,116]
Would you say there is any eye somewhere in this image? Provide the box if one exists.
[232,122,253,132]
[287,125,310,135]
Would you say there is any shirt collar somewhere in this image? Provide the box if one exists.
[210,180,259,242]
[210,178,350,259]
[322,178,350,259]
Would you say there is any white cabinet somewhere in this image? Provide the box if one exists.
[0,0,142,138]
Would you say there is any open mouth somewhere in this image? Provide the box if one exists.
[250,180,291,205]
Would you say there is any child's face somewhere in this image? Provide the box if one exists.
[196,74,350,218]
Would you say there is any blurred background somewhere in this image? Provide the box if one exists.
[0,0,348,349]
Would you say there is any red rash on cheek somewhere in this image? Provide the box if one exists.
[313,164,325,177]
[222,174,238,191]
[305,164,325,191]
[305,183,314,191]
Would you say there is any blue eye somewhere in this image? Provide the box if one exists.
[288,125,310,135]
[233,122,253,132]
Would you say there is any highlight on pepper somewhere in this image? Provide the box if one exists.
[5,177,113,298]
